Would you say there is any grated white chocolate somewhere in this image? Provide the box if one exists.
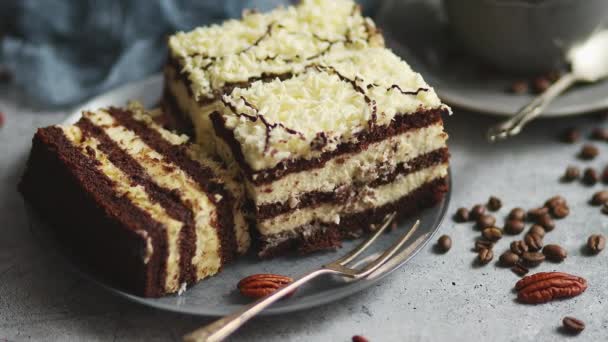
[219,48,446,171]
[168,0,383,100]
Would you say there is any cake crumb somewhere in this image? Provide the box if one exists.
[178,282,187,296]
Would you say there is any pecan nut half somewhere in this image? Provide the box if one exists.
[515,272,587,304]
[237,273,294,299]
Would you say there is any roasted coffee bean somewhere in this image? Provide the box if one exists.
[487,196,502,211]
[603,203,608,215]
[477,214,497,229]
[536,214,555,231]
[591,190,608,206]
[511,263,529,277]
[510,240,529,255]
[528,224,546,238]
[454,207,470,222]
[527,207,549,221]
[562,166,581,182]
[499,251,520,267]
[591,127,608,141]
[542,244,567,262]
[478,248,494,265]
[545,196,566,209]
[551,205,569,219]
[475,239,494,252]
[470,204,486,220]
[579,144,599,160]
[560,127,580,143]
[482,227,503,241]
[352,335,370,342]
[583,168,599,185]
[587,234,606,254]
[525,233,544,251]
[504,219,525,235]
[562,317,585,334]
[508,207,526,221]
[509,80,529,94]
[522,251,545,267]
[437,235,452,253]
[532,76,551,93]
[602,166,608,184]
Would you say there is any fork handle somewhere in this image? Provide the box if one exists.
[183,268,334,342]
[487,72,578,142]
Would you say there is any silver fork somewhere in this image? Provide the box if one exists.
[183,212,421,342]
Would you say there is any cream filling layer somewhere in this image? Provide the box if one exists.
[257,163,448,236]
[248,123,447,206]
[165,66,219,154]
[61,125,183,293]
[83,110,223,282]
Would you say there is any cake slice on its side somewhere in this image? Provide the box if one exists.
[19,104,249,297]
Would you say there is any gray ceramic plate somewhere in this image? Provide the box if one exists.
[26,75,451,317]
[375,0,608,116]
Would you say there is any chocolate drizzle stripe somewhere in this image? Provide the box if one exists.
[212,107,447,185]
[105,107,238,266]
[76,117,196,286]
[255,148,449,220]
[22,126,168,297]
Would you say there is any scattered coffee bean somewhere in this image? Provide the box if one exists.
[525,233,544,251]
[536,214,555,231]
[562,317,585,334]
[508,207,526,221]
[475,239,494,252]
[511,263,529,277]
[542,244,567,262]
[482,227,503,241]
[0,111,4,128]
[528,224,546,238]
[562,166,580,182]
[499,251,520,267]
[560,127,580,143]
[437,235,452,253]
[521,251,545,267]
[510,240,529,255]
[551,205,569,219]
[527,207,549,221]
[470,204,486,220]
[591,127,608,141]
[454,207,470,222]
[579,144,599,160]
[587,234,606,254]
[504,219,525,235]
[352,335,369,342]
[591,190,608,206]
[603,203,608,215]
[487,196,502,211]
[532,76,551,93]
[583,168,599,185]
[478,248,494,265]
[544,195,566,209]
[477,214,496,229]
[602,166,608,184]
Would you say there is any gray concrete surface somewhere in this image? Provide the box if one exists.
[1,84,607,341]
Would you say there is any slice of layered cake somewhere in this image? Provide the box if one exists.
[19,104,249,297]
[211,48,450,257]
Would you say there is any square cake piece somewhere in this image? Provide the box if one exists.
[163,0,451,257]
[19,104,249,297]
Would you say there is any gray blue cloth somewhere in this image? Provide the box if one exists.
[0,0,378,108]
